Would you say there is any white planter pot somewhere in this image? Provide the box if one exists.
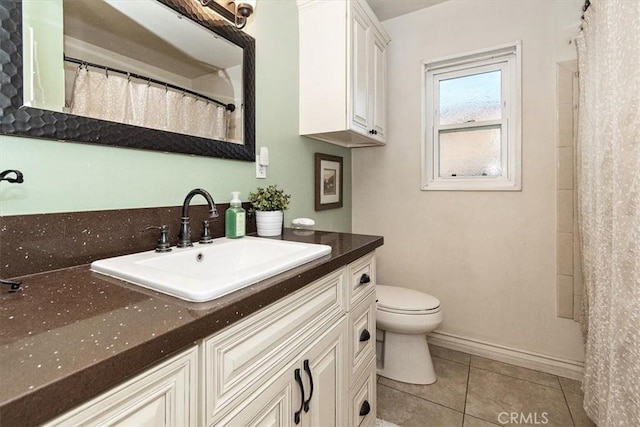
[255,210,283,237]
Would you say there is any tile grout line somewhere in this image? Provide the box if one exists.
[377,382,465,417]
[470,365,565,392]
[463,361,471,419]
[431,353,471,368]
[560,386,578,427]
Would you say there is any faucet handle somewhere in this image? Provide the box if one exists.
[143,225,172,252]
[200,220,213,244]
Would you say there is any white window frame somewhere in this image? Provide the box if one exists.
[421,42,522,191]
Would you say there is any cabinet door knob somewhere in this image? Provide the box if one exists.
[359,273,371,284]
[359,400,371,416]
[359,329,371,342]
[294,368,305,424]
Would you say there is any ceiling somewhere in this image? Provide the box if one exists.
[367,0,449,21]
[64,0,242,79]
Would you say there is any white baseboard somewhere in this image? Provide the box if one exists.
[427,331,584,381]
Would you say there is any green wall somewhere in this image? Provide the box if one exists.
[0,1,352,232]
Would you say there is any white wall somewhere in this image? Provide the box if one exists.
[353,0,585,364]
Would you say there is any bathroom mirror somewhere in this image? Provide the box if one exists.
[0,0,255,161]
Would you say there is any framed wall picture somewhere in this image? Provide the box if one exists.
[315,153,343,211]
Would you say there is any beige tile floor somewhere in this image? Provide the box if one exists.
[377,345,596,427]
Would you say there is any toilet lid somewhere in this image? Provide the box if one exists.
[376,285,440,313]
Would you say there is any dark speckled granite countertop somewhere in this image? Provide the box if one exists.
[0,230,383,427]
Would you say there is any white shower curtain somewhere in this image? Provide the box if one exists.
[576,1,640,425]
[70,68,229,141]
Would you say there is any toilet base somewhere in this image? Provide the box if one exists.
[377,330,436,385]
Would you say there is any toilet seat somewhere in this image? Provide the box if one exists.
[376,285,440,315]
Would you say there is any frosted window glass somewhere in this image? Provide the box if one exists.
[439,128,502,177]
[439,71,501,125]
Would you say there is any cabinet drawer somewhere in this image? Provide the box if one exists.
[348,253,376,309]
[204,267,346,424]
[348,356,376,427]
[348,291,376,386]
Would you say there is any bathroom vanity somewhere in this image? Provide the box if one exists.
[0,231,382,427]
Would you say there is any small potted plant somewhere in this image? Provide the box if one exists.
[248,185,291,236]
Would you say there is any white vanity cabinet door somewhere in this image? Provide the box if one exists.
[215,317,347,427]
[371,30,387,141]
[349,2,372,137]
[349,1,387,144]
[213,359,298,427]
[299,320,348,427]
[44,347,197,427]
[204,268,346,425]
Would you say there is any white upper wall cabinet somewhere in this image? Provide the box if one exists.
[298,0,390,148]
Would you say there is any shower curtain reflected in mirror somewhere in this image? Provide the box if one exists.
[70,67,230,141]
[576,1,640,425]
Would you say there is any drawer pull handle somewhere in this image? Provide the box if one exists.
[359,329,371,342]
[294,368,305,424]
[359,273,371,285]
[303,359,314,413]
[359,400,371,416]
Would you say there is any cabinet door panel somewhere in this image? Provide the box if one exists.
[215,360,297,427]
[204,268,345,424]
[45,348,197,427]
[371,32,387,141]
[350,5,371,134]
[301,320,348,427]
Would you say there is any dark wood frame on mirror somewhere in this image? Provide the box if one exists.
[0,0,255,161]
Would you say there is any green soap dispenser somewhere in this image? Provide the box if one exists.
[225,191,246,238]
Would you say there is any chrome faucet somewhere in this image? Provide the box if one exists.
[177,188,219,248]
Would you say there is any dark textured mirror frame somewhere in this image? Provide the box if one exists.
[0,0,255,161]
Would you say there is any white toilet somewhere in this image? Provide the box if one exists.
[376,285,443,385]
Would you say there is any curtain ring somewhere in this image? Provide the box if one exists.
[147,78,151,87]
[127,72,131,81]
[104,66,108,78]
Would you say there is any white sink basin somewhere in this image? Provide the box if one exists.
[91,236,332,302]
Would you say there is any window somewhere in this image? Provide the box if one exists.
[422,43,521,190]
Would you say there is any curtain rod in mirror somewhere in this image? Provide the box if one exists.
[64,56,236,112]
